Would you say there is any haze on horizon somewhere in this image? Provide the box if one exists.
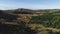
[0,0,60,10]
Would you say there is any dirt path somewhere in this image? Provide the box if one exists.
[45,27,60,32]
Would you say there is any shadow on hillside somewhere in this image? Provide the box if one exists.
[14,11,32,14]
[0,24,37,34]
[0,10,19,21]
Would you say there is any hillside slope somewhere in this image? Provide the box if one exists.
[0,9,60,34]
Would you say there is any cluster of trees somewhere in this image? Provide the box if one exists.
[13,8,33,14]
[29,12,60,28]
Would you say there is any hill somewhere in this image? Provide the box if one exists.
[0,8,60,34]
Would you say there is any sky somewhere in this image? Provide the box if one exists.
[0,0,60,10]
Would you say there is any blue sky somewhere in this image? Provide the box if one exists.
[0,0,60,10]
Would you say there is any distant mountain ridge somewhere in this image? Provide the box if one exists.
[1,8,60,13]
